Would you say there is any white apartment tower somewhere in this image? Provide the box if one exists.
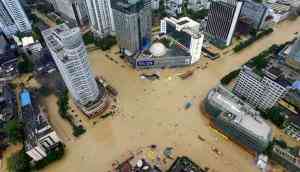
[233,65,289,110]
[0,0,31,37]
[85,0,115,37]
[42,24,107,117]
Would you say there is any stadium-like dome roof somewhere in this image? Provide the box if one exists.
[149,42,167,57]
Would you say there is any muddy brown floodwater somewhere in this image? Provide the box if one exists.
[2,19,300,172]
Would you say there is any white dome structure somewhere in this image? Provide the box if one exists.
[149,42,167,57]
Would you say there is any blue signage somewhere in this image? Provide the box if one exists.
[137,60,154,66]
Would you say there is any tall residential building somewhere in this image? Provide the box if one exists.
[111,0,152,55]
[233,65,289,110]
[0,0,32,37]
[205,0,243,47]
[47,0,89,26]
[42,24,108,117]
[204,85,272,153]
[85,0,115,37]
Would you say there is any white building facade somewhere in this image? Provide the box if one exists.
[233,65,288,110]
[0,0,31,37]
[42,24,102,112]
[160,17,204,64]
[85,0,115,37]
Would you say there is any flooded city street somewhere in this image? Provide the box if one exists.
[39,18,300,172]
[2,18,299,172]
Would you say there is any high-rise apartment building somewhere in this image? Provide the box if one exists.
[206,0,243,47]
[111,0,152,55]
[0,0,31,37]
[233,65,289,110]
[85,0,115,37]
[47,0,89,26]
[42,24,107,117]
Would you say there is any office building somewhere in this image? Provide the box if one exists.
[0,0,32,37]
[47,0,89,26]
[20,89,61,161]
[111,0,152,56]
[204,85,273,153]
[42,24,108,117]
[165,0,183,16]
[239,0,271,30]
[131,17,204,69]
[205,0,243,47]
[85,0,115,37]
[233,65,289,110]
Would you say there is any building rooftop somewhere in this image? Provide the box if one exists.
[266,2,290,14]
[207,85,272,141]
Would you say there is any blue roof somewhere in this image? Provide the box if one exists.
[292,81,300,90]
[20,90,31,107]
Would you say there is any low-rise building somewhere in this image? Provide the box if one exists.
[187,0,210,11]
[132,17,204,69]
[19,89,61,161]
[0,84,16,126]
[266,1,291,23]
[233,65,289,110]
[270,144,300,172]
[204,85,273,153]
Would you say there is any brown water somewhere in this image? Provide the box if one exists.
[2,19,300,172]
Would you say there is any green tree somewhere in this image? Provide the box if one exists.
[57,90,69,118]
[267,107,285,128]
[17,56,34,74]
[83,32,94,45]
[95,35,117,50]
[7,150,31,172]
[2,119,24,144]
[220,69,240,85]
